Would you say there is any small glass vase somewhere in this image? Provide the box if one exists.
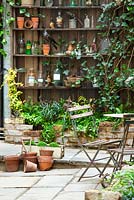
[44,0,53,7]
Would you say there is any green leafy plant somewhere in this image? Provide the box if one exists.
[107,168,134,200]
[83,1,134,113]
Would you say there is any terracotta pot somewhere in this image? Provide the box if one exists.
[38,156,53,171]
[43,44,50,55]
[31,17,39,29]
[21,152,37,164]
[40,149,54,156]
[20,152,37,159]
[24,160,37,173]
[23,156,37,164]
[17,17,24,29]
[4,155,20,172]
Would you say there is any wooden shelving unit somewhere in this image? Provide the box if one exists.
[12,1,103,102]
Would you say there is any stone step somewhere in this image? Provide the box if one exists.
[0,132,5,140]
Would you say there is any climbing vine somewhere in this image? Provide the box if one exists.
[0,0,15,56]
[83,0,134,112]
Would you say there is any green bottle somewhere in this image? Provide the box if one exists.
[25,40,32,55]
[70,0,77,6]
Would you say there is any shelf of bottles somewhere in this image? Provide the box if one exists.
[13,0,110,95]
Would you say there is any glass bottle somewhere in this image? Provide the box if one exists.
[45,0,53,7]
[49,18,55,29]
[27,68,36,86]
[18,34,25,54]
[56,12,63,28]
[37,70,44,86]
[69,17,77,28]
[86,0,92,5]
[25,40,32,55]
[53,66,62,86]
[84,15,90,28]
[31,41,39,55]
[70,0,77,6]
[58,0,63,6]
[79,0,85,6]
[91,38,97,53]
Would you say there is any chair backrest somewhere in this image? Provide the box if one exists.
[67,105,93,120]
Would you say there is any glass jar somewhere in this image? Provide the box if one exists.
[44,0,53,7]
[27,68,36,86]
[18,35,25,54]
[69,18,77,28]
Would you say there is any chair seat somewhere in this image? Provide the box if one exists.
[83,139,122,148]
[109,147,134,155]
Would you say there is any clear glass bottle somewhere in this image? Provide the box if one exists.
[31,41,39,55]
[45,0,53,7]
[79,0,85,6]
[37,70,44,86]
[84,15,90,28]
[27,68,36,86]
[18,34,25,54]
[53,66,62,86]
[56,12,63,28]
[69,17,77,28]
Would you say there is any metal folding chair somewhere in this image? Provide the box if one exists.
[67,105,122,182]
[106,118,134,173]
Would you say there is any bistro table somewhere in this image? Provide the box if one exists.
[104,113,134,172]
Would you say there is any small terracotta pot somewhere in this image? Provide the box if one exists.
[40,149,54,156]
[23,156,37,164]
[38,156,53,171]
[17,17,24,29]
[4,155,20,172]
[24,160,37,173]
[43,44,50,55]
[31,17,39,29]
[20,152,37,159]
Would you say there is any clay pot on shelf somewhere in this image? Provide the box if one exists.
[40,149,54,156]
[31,17,39,29]
[17,17,24,29]
[24,160,37,173]
[38,156,54,171]
[43,44,50,55]
[4,155,20,172]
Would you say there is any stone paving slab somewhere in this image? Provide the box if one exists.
[0,177,40,187]
[54,191,85,200]
[18,187,62,200]
[34,175,74,187]
[0,188,27,200]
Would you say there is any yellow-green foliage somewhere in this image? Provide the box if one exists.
[3,68,23,116]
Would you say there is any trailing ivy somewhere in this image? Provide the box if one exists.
[0,0,15,56]
[83,0,134,112]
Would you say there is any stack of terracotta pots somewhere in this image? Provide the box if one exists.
[4,149,54,172]
[21,151,38,173]
[38,149,54,171]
